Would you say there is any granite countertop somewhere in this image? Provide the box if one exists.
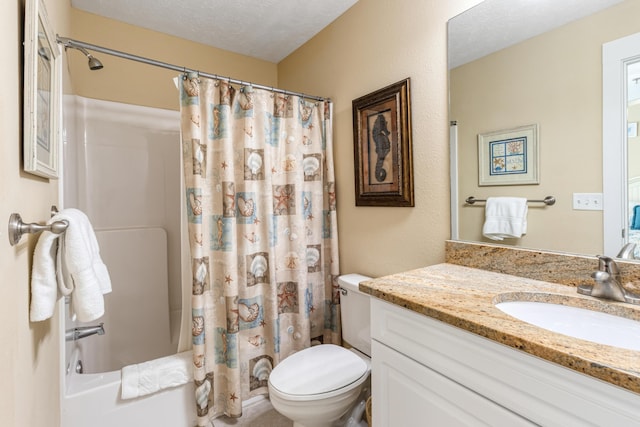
[359,263,640,394]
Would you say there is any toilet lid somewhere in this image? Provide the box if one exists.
[269,344,368,396]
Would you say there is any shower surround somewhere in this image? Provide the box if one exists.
[61,96,191,425]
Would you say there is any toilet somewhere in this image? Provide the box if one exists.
[268,274,372,427]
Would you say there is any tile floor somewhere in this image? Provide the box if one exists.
[213,397,292,427]
[211,393,370,426]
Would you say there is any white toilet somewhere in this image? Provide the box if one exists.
[268,274,372,427]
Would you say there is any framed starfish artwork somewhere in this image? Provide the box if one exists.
[477,124,539,186]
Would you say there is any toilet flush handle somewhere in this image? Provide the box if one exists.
[339,287,347,296]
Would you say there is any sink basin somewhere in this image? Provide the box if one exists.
[495,300,640,351]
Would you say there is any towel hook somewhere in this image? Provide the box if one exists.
[8,206,68,246]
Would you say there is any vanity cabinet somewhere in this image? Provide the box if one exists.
[372,340,534,426]
[371,298,640,427]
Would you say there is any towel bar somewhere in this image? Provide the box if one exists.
[8,205,68,246]
[465,196,556,206]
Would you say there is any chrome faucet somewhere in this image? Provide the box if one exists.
[617,242,637,259]
[65,323,105,341]
[577,256,640,304]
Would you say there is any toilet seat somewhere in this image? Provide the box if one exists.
[268,344,368,397]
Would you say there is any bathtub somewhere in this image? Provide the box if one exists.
[61,347,197,427]
[60,96,196,426]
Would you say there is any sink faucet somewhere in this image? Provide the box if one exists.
[617,242,637,259]
[577,256,640,304]
[65,323,105,341]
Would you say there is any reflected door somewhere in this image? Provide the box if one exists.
[626,63,640,254]
[603,32,640,257]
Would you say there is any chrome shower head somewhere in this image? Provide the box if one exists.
[75,46,103,70]
[86,53,104,70]
[58,36,104,71]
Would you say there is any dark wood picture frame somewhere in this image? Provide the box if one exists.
[352,78,414,207]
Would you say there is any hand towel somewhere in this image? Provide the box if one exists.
[29,229,61,322]
[54,208,112,322]
[632,205,640,230]
[482,197,528,241]
[121,351,193,400]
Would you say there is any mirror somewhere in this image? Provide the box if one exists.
[24,0,61,178]
[448,0,640,258]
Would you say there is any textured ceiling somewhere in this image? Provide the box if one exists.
[448,0,624,69]
[71,0,359,63]
[71,0,625,67]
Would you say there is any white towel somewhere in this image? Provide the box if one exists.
[30,229,62,321]
[55,209,112,322]
[482,197,528,241]
[29,209,112,322]
[121,351,193,400]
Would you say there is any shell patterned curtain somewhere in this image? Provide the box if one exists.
[179,73,341,425]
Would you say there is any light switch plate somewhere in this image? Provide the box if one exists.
[573,193,603,210]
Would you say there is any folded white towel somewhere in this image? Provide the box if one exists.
[30,209,111,322]
[482,197,528,241]
[121,351,193,400]
[30,229,61,322]
[55,209,111,322]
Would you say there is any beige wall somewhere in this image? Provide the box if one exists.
[0,0,515,423]
[1,1,72,426]
[68,9,278,111]
[2,6,276,426]
[452,1,640,255]
[278,0,481,278]
[68,0,483,280]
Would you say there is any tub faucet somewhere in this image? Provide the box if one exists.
[65,323,105,341]
[577,255,640,304]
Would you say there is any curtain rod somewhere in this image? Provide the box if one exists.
[56,36,330,102]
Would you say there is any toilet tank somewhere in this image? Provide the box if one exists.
[338,274,372,357]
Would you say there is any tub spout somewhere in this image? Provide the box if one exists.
[66,323,105,341]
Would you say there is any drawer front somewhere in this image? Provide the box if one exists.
[372,340,535,427]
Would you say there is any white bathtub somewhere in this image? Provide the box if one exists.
[61,347,196,427]
[60,96,196,426]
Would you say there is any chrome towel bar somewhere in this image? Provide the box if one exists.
[465,196,556,206]
[8,205,68,246]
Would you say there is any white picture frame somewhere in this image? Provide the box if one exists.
[477,124,539,186]
[24,0,61,179]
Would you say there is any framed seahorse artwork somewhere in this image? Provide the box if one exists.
[352,78,414,207]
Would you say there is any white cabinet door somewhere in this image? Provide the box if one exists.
[372,340,535,427]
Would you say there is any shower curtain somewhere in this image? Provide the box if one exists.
[179,73,341,425]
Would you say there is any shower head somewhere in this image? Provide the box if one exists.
[76,46,104,70]
[57,36,104,70]
[86,53,104,70]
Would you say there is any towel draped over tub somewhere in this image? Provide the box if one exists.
[121,351,193,399]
